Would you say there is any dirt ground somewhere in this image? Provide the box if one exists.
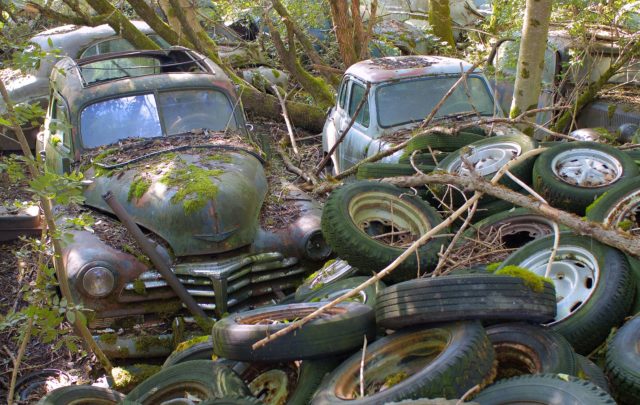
[0,120,319,403]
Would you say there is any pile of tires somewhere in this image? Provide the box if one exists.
[316,138,640,404]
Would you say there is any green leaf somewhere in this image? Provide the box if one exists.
[66,310,76,323]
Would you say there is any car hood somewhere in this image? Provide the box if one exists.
[82,147,267,256]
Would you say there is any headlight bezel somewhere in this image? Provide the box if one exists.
[78,261,117,298]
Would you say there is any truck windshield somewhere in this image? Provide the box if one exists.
[80,89,236,148]
[375,75,496,128]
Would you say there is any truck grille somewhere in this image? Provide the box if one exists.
[123,252,306,317]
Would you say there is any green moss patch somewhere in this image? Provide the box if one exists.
[174,335,211,353]
[98,333,118,345]
[134,335,171,352]
[111,364,161,393]
[494,265,551,293]
[618,219,634,231]
[127,176,152,202]
[160,163,223,214]
[383,371,409,388]
[132,278,147,295]
[486,262,502,272]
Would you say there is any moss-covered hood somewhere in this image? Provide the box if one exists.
[83,148,267,256]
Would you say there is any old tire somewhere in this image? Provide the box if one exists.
[585,177,640,315]
[356,163,435,180]
[294,259,359,302]
[533,141,639,214]
[473,374,616,404]
[375,274,556,330]
[311,322,495,404]
[499,233,635,354]
[605,315,640,404]
[37,386,125,404]
[321,181,447,283]
[398,151,448,166]
[297,276,385,308]
[403,131,486,155]
[124,360,251,404]
[464,208,556,250]
[162,337,214,368]
[437,134,538,191]
[212,302,375,362]
[576,355,610,393]
[219,359,340,405]
[486,323,578,379]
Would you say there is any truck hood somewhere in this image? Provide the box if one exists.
[83,146,267,256]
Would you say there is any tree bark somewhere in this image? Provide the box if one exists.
[127,0,193,48]
[509,0,553,135]
[264,10,335,109]
[328,0,376,68]
[84,0,159,50]
[429,0,455,47]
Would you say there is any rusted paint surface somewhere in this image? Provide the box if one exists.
[345,55,480,84]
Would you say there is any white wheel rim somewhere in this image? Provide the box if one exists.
[519,245,599,325]
[551,149,623,188]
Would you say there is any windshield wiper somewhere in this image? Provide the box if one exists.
[431,111,478,123]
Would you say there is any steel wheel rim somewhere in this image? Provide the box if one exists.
[447,142,522,176]
[308,260,353,289]
[519,245,599,325]
[551,149,623,188]
[348,192,432,248]
[604,188,640,235]
[333,328,451,399]
[323,289,368,304]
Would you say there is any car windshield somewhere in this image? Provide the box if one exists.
[375,75,496,128]
[80,89,236,148]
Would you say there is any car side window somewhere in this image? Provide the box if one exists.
[348,82,370,127]
[338,79,348,110]
[50,98,70,147]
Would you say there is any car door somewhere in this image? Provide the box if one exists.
[323,77,350,173]
[340,80,372,171]
[43,94,74,175]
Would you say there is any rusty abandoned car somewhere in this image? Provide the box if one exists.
[32,47,330,357]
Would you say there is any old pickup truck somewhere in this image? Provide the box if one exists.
[36,47,329,357]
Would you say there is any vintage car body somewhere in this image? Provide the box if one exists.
[1,22,286,151]
[38,48,329,356]
[322,55,508,173]
[491,30,640,135]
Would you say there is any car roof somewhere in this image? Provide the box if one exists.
[31,21,156,55]
[50,48,235,118]
[345,56,480,83]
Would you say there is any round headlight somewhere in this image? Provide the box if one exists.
[82,266,116,298]
[304,230,332,261]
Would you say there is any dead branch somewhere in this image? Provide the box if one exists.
[383,172,640,257]
[271,85,299,157]
[276,144,319,185]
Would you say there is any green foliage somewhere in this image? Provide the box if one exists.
[112,364,162,392]
[0,154,27,183]
[28,171,85,205]
[13,102,46,127]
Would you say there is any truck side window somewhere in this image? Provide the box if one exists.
[338,79,348,110]
[348,82,370,127]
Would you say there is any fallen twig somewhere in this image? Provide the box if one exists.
[276,144,319,185]
[271,84,299,157]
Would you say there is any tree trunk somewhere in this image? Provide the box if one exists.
[429,0,455,47]
[328,0,376,68]
[509,0,552,135]
[84,0,159,50]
